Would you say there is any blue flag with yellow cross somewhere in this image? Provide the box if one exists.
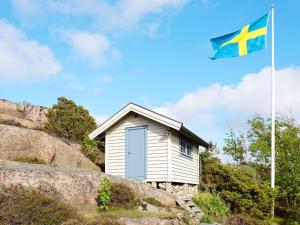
[210,12,270,60]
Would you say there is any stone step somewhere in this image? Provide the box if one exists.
[175,195,203,215]
[186,200,194,206]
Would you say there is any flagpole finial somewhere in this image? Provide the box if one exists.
[271,4,275,8]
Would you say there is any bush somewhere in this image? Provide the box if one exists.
[193,191,229,217]
[45,97,96,141]
[81,134,102,162]
[97,177,111,211]
[0,185,80,225]
[110,183,137,209]
[97,179,138,211]
[202,158,274,218]
[200,215,213,223]
[182,211,191,225]
[13,156,46,164]
[276,206,300,225]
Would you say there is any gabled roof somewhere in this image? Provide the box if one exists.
[89,103,210,148]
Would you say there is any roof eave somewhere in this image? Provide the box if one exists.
[180,126,210,148]
[89,103,182,139]
[89,103,210,149]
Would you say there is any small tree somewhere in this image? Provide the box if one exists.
[45,97,96,141]
[223,114,300,214]
[223,130,247,164]
[247,115,300,207]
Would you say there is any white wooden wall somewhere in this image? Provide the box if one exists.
[169,131,199,184]
[105,113,168,181]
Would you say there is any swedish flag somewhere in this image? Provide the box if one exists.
[210,13,270,60]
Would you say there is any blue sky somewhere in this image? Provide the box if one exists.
[1,0,300,155]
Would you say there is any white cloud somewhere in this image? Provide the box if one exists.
[12,0,189,31]
[155,67,300,128]
[97,75,113,84]
[12,0,40,15]
[61,74,85,91]
[64,30,120,66]
[113,0,188,29]
[0,19,61,81]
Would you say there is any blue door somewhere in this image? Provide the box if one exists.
[125,126,147,180]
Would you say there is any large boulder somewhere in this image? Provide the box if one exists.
[0,160,176,211]
[0,99,47,129]
[0,124,98,170]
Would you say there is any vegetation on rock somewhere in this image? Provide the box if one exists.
[97,177,111,211]
[0,119,23,127]
[0,185,123,225]
[97,178,138,211]
[13,156,46,164]
[81,134,104,169]
[45,97,104,168]
[193,191,229,218]
[0,185,79,225]
[200,214,213,224]
[45,97,96,141]
[110,183,137,209]
[144,197,166,208]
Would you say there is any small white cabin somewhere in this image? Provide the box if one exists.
[89,103,209,189]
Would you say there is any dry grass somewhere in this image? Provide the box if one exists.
[144,197,167,208]
[0,185,123,225]
[91,207,178,220]
[13,156,47,164]
[110,183,138,209]
[0,185,79,225]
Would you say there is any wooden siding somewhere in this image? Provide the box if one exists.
[105,113,168,181]
[169,131,199,184]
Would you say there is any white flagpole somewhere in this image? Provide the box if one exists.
[271,4,276,218]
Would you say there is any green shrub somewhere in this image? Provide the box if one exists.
[45,97,96,141]
[97,177,111,211]
[200,215,213,223]
[97,180,138,211]
[81,134,101,162]
[182,211,191,225]
[202,158,274,218]
[276,206,300,225]
[110,183,137,209]
[193,191,229,217]
[144,197,165,208]
[0,185,80,225]
[13,156,46,164]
